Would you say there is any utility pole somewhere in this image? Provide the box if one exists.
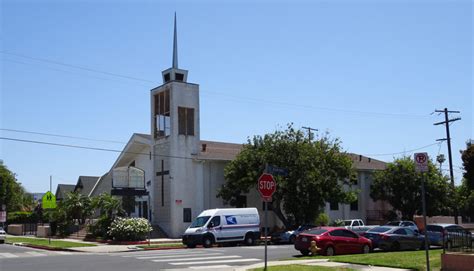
[302,126,318,142]
[434,108,461,224]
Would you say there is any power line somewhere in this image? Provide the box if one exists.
[0,128,127,144]
[0,51,156,84]
[3,50,432,119]
[0,136,195,161]
[363,142,441,157]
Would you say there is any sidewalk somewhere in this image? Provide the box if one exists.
[236,259,412,271]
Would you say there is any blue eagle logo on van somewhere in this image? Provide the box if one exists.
[225,216,237,225]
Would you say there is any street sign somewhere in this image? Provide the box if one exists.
[0,211,6,223]
[414,152,429,173]
[258,173,276,201]
[266,164,288,176]
[42,191,57,209]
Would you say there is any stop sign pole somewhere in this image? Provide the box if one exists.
[258,173,276,271]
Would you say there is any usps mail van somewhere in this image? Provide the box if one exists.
[182,208,260,248]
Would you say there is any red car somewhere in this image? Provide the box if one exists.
[294,227,372,256]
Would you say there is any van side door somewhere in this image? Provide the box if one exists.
[208,216,223,242]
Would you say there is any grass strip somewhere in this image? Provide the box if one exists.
[6,236,96,248]
[251,265,355,271]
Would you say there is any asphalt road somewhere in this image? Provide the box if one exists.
[0,243,298,271]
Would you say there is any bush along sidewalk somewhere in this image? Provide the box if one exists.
[107,217,152,242]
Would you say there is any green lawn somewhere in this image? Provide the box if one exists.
[296,249,442,271]
[251,265,355,271]
[6,236,97,248]
[137,243,184,249]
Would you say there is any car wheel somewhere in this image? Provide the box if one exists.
[244,233,255,246]
[391,242,400,251]
[362,244,370,254]
[325,246,335,256]
[300,249,309,256]
[203,236,213,248]
[186,244,196,248]
[289,235,296,244]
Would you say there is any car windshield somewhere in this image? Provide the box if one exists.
[305,228,328,235]
[368,227,392,233]
[189,216,211,228]
[386,222,400,226]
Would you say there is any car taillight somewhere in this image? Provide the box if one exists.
[380,234,389,240]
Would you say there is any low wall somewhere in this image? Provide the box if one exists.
[6,224,23,235]
[441,253,474,271]
[37,225,50,237]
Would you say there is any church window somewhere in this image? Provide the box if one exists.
[154,90,170,138]
[164,73,171,82]
[175,73,184,81]
[183,208,192,222]
[178,107,194,136]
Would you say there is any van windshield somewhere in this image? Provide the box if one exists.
[190,216,211,228]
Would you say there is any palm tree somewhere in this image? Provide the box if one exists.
[63,192,93,225]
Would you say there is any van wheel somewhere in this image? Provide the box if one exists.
[203,237,213,248]
[244,233,255,246]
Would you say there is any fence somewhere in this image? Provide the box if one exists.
[5,223,37,236]
[444,229,473,253]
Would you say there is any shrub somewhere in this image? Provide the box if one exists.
[315,213,330,226]
[330,219,345,226]
[7,211,39,224]
[107,217,152,241]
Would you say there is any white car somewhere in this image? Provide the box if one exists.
[0,227,5,243]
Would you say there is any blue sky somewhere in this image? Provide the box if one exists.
[1,0,472,192]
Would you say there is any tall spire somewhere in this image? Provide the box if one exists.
[172,12,178,69]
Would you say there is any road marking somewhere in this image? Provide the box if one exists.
[138,252,222,260]
[152,255,240,262]
[170,258,260,265]
[25,251,47,257]
[55,251,73,255]
[190,265,233,269]
[0,253,19,258]
[124,251,209,258]
[122,249,219,257]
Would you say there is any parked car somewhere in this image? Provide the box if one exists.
[271,224,316,244]
[294,227,372,256]
[0,227,5,243]
[385,221,419,233]
[423,224,473,248]
[362,226,425,251]
[343,219,378,233]
[182,208,260,248]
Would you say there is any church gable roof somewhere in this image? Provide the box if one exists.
[74,176,100,196]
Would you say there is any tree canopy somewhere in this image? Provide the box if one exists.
[0,164,33,212]
[459,144,474,220]
[370,156,452,220]
[217,124,356,228]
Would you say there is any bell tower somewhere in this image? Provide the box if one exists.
[149,13,202,237]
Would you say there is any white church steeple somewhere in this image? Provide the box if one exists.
[162,13,188,83]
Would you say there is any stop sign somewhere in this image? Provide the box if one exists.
[258,173,276,200]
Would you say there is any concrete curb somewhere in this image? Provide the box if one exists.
[6,242,78,252]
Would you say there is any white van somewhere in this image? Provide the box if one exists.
[182,208,260,248]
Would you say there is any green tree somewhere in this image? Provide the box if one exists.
[89,193,125,238]
[459,144,474,220]
[62,192,93,225]
[0,164,34,212]
[217,124,356,228]
[370,156,452,220]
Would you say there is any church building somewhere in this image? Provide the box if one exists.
[58,15,391,238]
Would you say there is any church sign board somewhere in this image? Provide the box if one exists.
[42,191,57,209]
